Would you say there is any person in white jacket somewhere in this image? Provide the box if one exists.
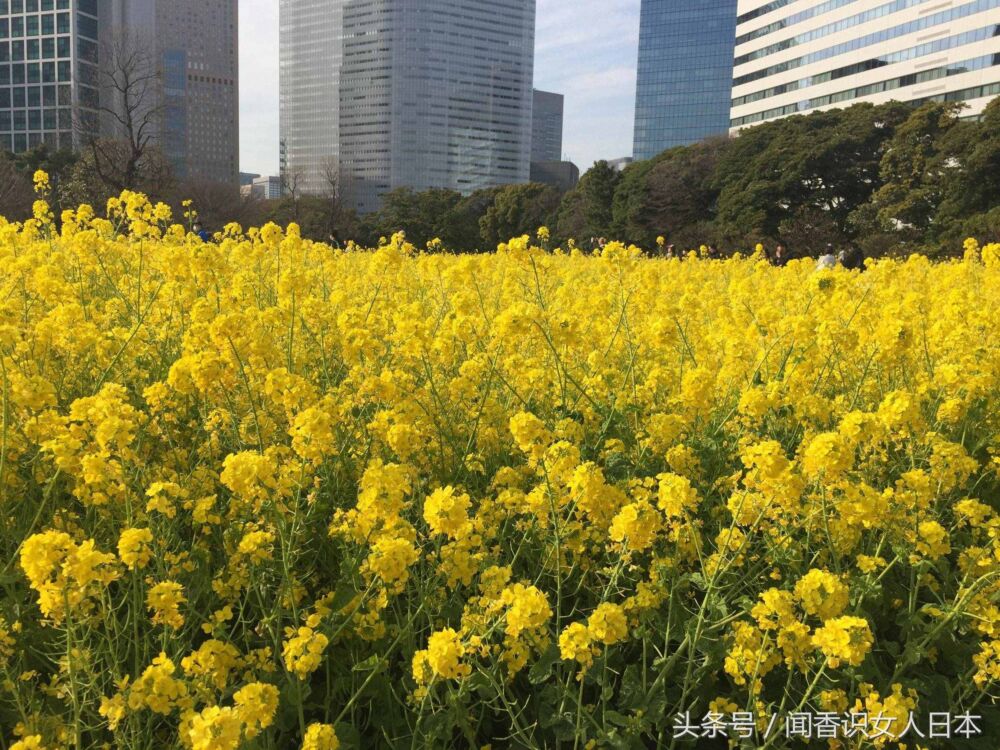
[816,243,837,270]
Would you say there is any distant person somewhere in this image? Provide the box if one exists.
[665,243,677,259]
[816,243,837,270]
[842,244,865,271]
[193,221,211,242]
[707,244,721,259]
[772,243,790,267]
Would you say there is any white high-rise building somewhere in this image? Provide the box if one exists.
[279,0,536,214]
[731,0,1000,131]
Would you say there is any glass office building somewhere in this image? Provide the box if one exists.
[632,0,738,160]
[0,0,86,154]
[279,0,345,197]
[0,0,238,183]
[531,88,563,162]
[280,0,535,213]
[731,1,1000,130]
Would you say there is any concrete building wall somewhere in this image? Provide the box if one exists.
[732,1,1000,130]
[530,159,579,192]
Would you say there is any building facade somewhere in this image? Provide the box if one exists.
[278,0,344,197]
[608,156,634,172]
[0,0,89,154]
[250,174,281,200]
[731,1,1000,131]
[530,159,578,191]
[107,0,239,184]
[280,0,536,213]
[633,0,738,160]
[0,0,238,183]
[531,88,563,162]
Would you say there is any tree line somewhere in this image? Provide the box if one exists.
[561,96,1000,258]
[4,95,1000,256]
[358,95,1000,256]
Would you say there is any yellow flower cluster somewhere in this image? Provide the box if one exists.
[302,723,340,750]
[117,528,155,570]
[413,628,470,682]
[19,531,120,623]
[4,188,1000,747]
[282,627,329,681]
[558,602,629,670]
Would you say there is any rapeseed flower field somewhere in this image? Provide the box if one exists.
[2,179,1000,748]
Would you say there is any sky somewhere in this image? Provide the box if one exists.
[238,0,642,177]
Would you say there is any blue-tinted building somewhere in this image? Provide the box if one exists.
[632,0,737,161]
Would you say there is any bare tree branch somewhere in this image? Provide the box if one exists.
[76,28,167,193]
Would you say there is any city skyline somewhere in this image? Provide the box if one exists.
[114,0,239,184]
[240,0,641,178]
[0,0,238,183]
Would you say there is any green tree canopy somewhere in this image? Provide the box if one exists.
[479,183,561,249]
[715,102,912,244]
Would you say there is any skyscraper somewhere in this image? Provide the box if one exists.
[0,0,88,154]
[0,0,238,184]
[107,0,239,184]
[280,0,536,213]
[531,89,563,162]
[731,1,1000,131]
[278,0,344,198]
[633,1,738,161]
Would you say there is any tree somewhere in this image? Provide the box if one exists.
[610,150,674,245]
[554,161,619,244]
[642,137,729,249]
[3,145,79,219]
[479,183,561,248]
[168,179,265,232]
[778,206,846,257]
[83,29,168,193]
[0,153,32,220]
[365,188,465,249]
[278,167,306,223]
[441,187,503,252]
[867,101,965,238]
[930,97,1000,248]
[714,102,912,245]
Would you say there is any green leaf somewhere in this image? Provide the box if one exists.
[529,642,561,685]
[352,654,381,672]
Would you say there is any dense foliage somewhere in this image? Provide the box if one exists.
[338,96,1000,256]
[2,181,1000,748]
[6,97,1000,257]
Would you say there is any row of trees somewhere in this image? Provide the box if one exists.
[4,96,1000,255]
[564,97,1000,257]
[331,96,1000,256]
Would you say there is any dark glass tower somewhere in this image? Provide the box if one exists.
[632,0,737,161]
